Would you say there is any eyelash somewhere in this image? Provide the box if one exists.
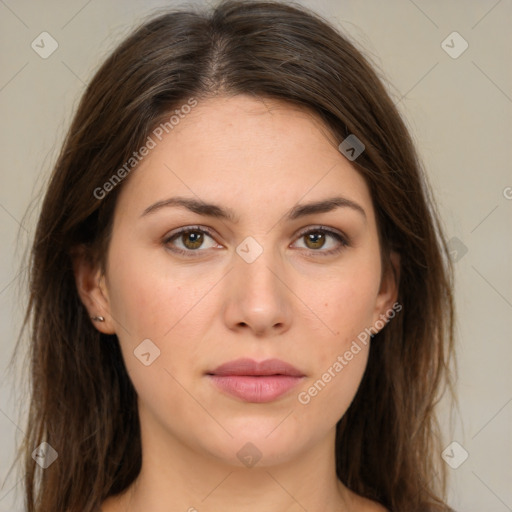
[162,225,349,258]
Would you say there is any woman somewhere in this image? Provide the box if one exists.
[16,0,456,510]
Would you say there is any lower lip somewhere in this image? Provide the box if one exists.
[208,375,304,403]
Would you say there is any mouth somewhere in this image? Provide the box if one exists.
[206,358,305,403]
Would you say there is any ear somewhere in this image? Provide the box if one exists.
[70,245,116,334]
[372,250,400,328]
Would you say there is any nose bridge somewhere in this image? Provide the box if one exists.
[235,235,283,303]
[245,249,278,290]
[225,235,291,334]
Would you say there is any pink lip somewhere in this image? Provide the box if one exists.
[206,358,305,403]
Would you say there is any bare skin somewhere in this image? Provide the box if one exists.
[101,480,389,512]
[74,94,397,512]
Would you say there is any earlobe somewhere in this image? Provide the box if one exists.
[70,245,116,334]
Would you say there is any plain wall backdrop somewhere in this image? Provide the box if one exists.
[1,1,511,511]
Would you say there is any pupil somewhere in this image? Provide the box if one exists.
[307,232,324,248]
[185,232,202,248]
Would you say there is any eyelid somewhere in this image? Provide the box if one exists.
[164,224,216,239]
[162,225,219,250]
[290,225,349,257]
[294,224,349,245]
[162,224,349,256]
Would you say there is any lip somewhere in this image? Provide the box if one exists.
[206,358,305,403]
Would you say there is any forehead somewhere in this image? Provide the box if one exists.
[114,94,374,223]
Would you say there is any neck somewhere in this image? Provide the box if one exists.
[114,406,353,512]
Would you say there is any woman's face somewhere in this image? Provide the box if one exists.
[82,94,398,468]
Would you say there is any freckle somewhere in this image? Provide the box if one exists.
[324,303,328,307]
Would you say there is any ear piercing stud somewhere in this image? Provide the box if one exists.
[91,315,105,322]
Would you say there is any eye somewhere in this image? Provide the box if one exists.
[291,226,348,256]
[163,225,349,257]
[163,226,219,256]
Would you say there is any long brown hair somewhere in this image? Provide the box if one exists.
[14,1,456,510]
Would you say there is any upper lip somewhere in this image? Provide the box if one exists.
[207,358,305,377]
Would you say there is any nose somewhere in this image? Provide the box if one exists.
[223,246,293,337]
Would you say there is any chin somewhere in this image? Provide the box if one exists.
[193,418,315,469]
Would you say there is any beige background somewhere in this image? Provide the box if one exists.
[1,1,511,511]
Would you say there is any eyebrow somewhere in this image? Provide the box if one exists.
[140,195,366,222]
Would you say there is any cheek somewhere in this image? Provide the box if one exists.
[298,344,369,409]
[334,280,379,339]
[312,264,381,352]
[105,241,217,393]
[106,238,209,341]
[292,331,370,453]
[296,258,379,408]
[295,289,373,427]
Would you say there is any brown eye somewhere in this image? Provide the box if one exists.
[180,231,204,250]
[292,227,348,256]
[303,231,326,250]
[163,226,219,256]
